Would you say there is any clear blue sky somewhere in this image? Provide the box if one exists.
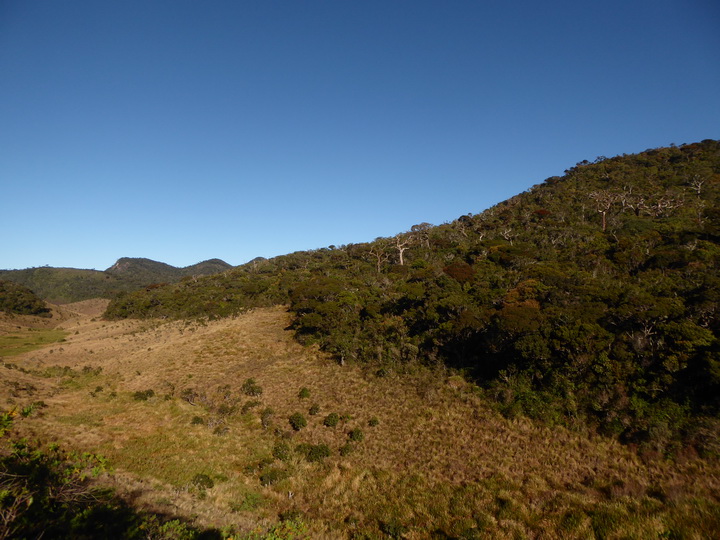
[1,0,718,270]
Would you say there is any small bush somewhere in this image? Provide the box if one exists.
[368,417,379,427]
[298,387,311,399]
[259,467,289,486]
[217,404,235,416]
[191,473,214,490]
[323,412,339,428]
[273,441,291,462]
[295,443,331,463]
[132,389,154,401]
[241,378,263,397]
[190,416,205,425]
[289,412,307,431]
[261,407,274,429]
[230,491,263,512]
[348,428,364,442]
[339,443,354,456]
[241,399,261,414]
[308,403,320,416]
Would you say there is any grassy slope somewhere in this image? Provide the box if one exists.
[2,307,719,538]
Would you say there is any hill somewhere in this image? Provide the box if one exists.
[105,140,720,456]
[0,279,51,317]
[2,140,719,537]
[0,257,232,304]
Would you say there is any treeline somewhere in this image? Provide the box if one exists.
[105,140,720,455]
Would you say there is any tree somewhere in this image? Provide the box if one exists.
[393,234,414,266]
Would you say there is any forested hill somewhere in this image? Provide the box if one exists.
[105,140,720,454]
[0,280,51,317]
[0,258,232,304]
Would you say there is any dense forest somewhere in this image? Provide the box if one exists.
[0,280,51,317]
[105,140,720,456]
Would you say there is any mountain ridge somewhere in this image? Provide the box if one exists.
[0,257,232,304]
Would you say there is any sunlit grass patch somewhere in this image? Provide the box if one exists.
[0,328,68,356]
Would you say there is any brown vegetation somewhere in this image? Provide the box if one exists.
[2,305,719,537]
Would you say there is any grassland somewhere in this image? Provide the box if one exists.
[2,304,719,538]
[0,328,68,357]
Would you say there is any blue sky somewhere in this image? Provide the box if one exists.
[1,0,718,270]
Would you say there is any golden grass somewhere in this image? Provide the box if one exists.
[2,304,719,538]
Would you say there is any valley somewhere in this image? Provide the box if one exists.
[2,302,719,538]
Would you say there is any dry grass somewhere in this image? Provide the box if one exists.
[1,304,719,538]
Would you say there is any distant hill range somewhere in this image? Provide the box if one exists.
[0,257,232,304]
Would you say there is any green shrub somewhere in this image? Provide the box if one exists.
[288,412,307,431]
[241,399,261,414]
[230,491,263,512]
[241,378,263,397]
[348,428,364,442]
[190,416,205,425]
[295,443,331,462]
[272,441,291,462]
[308,403,320,415]
[368,417,379,427]
[132,389,154,401]
[323,412,339,428]
[259,467,289,486]
[339,443,354,456]
[191,473,214,490]
[217,404,235,416]
[261,407,274,429]
[298,387,311,399]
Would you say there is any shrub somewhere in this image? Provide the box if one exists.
[261,407,274,429]
[259,467,289,486]
[132,389,154,401]
[298,387,311,399]
[348,428,364,442]
[323,412,339,428]
[308,403,320,415]
[295,443,330,463]
[190,416,205,425]
[272,441,291,462]
[289,412,307,431]
[217,404,235,416]
[230,491,263,512]
[241,378,263,397]
[368,417,379,427]
[241,399,261,414]
[191,473,214,490]
[339,443,354,456]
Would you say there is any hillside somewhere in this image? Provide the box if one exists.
[105,140,720,456]
[2,140,719,537]
[2,305,719,537]
[0,279,51,317]
[0,257,232,304]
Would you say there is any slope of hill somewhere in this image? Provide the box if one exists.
[105,140,720,456]
[0,279,51,317]
[2,306,719,537]
[0,258,232,304]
